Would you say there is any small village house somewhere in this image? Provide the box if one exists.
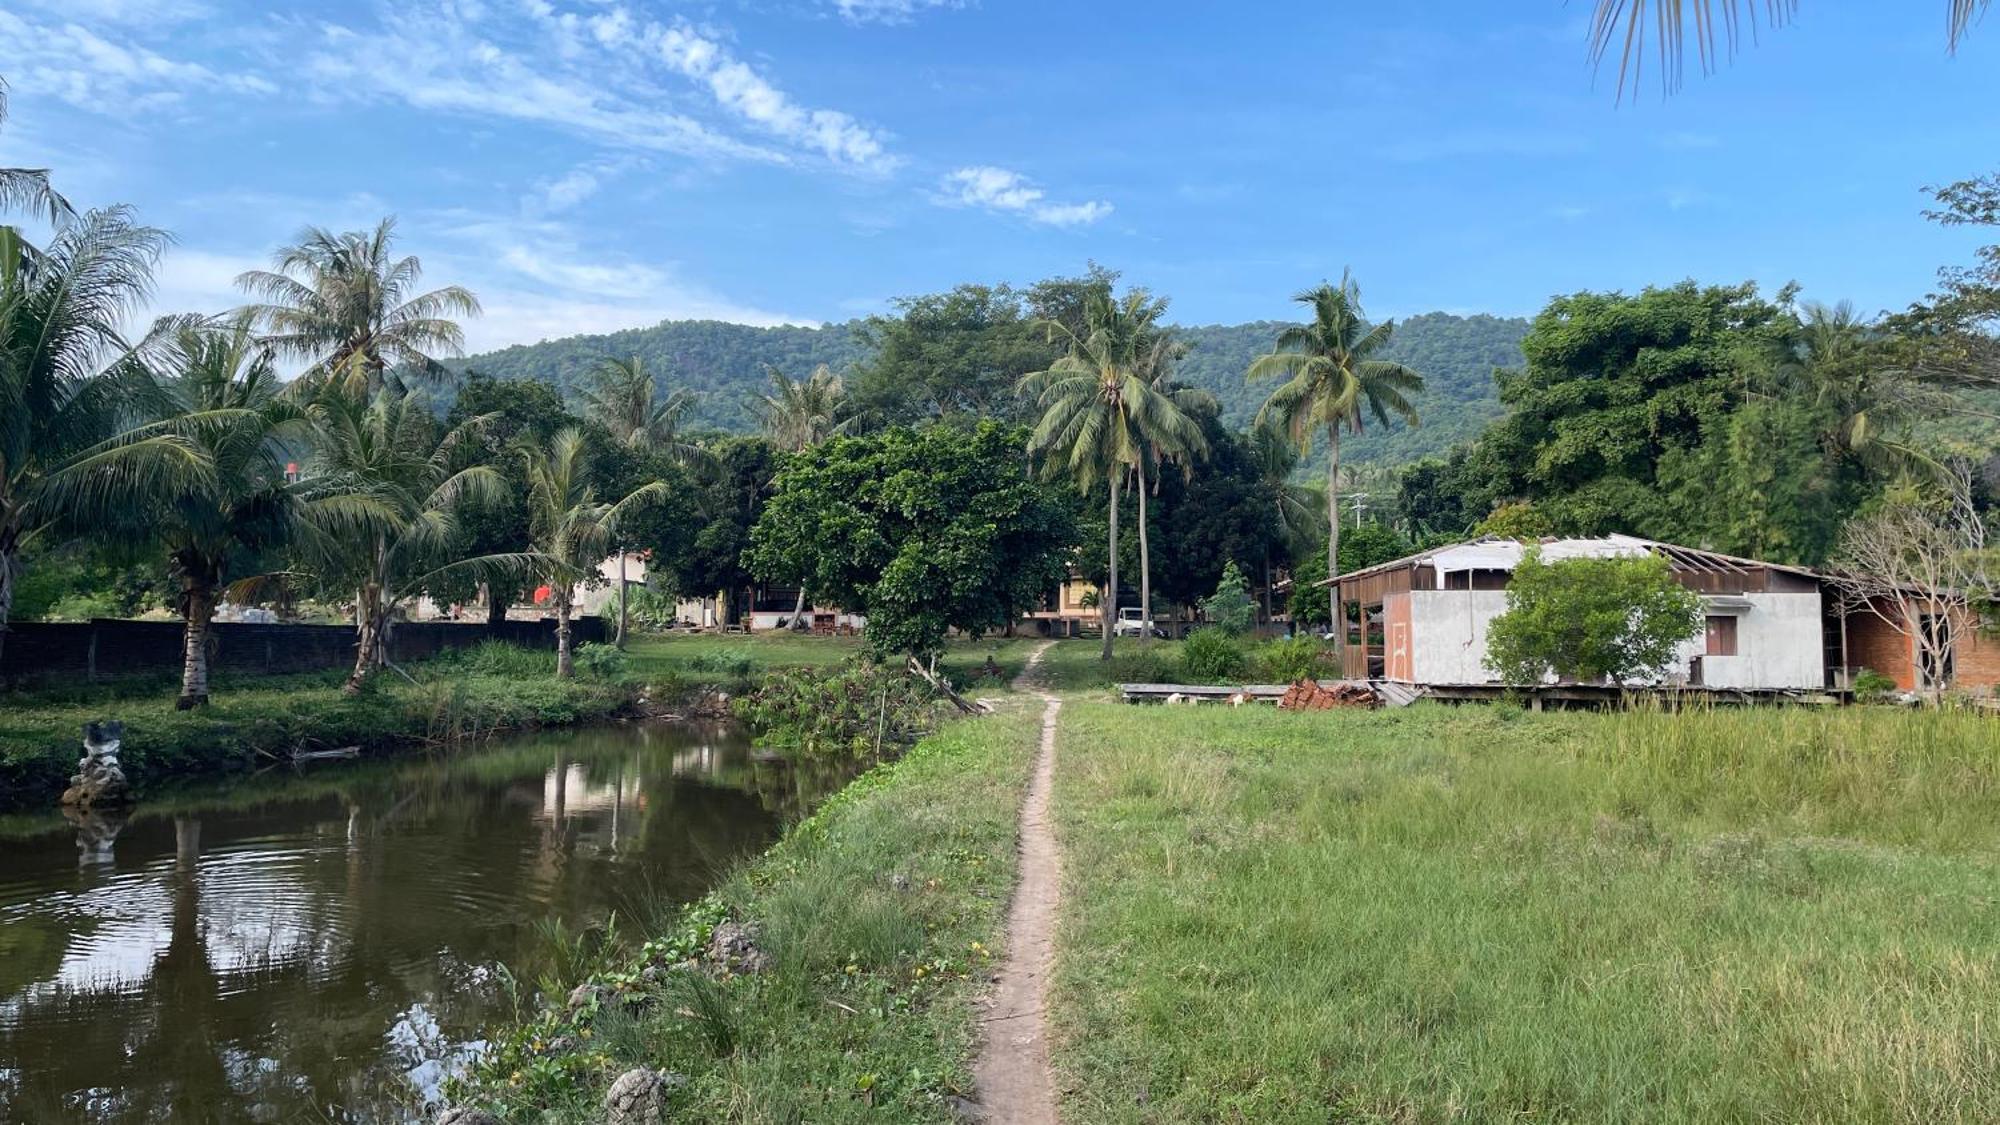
[1324,535,2000,694]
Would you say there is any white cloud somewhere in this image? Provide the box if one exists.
[527,167,603,214]
[0,10,276,110]
[650,21,896,173]
[939,166,1111,227]
[831,0,963,26]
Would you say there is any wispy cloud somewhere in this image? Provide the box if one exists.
[939,166,1111,227]
[831,0,964,26]
[649,20,897,173]
[0,9,275,111]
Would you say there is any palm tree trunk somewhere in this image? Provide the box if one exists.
[345,585,382,695]
[555,583,575,679]
[0,536,15,668]
[1102,470,1120,662]
[1137,462,1152,646]
[1327,425,1343,662]
[788,585,809,632]
[615,552,629,648]
[176,577,216,710]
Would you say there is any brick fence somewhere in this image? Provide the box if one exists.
[0,616,606,686]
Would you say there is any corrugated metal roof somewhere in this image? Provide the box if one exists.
[1317,534,1825,588]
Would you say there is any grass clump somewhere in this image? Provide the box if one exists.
[453,704,1042,1123]
[1050,701,2000,1123]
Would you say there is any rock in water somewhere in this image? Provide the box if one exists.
[434,1107,502,1125]
[603,1068,682,1125]
[62,720,134,809]
[706,920,771,974]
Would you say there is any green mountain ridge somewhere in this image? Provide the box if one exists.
[455,311,1531,467]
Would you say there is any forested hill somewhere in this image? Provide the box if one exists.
[455,310,1529,466]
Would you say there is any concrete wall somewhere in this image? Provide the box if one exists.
[0,617,603,687]
[1403,589,1824,689]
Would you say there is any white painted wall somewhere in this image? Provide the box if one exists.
[1673,593,1823,689]
[1404,589,1824,689]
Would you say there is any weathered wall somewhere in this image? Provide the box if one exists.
[1675,593,1823,690]
[1406,590,1509,683]
[1405,590,1824,688]
[1843,610,1914,690]
[0,617,603,687]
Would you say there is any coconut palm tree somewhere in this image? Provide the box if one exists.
[750,362,851,628]
[1,210,197,663]
[0,80,73,226]
[1249,272,1424,657]
[297,384,526,693]
[235,218,479,396]
[750,363,849,454]
[577,354,702,457]
[1021,289,1207,660]
[1590,1,1988,97]
[519,427,667,678]
[1131,334,1212,644]
[117,315,318,708]
[578,354,708,644]
[1249,421,1329,619]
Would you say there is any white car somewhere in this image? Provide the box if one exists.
[1112,607,1166,638]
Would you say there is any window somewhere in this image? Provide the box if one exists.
[1705,615,1738,657]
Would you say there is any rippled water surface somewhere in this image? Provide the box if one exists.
[0,721,832,1123]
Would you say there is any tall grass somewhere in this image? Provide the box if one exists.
[1051,702,2000,1124]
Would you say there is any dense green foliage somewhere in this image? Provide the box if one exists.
[1197,562,1255,636]
[1485,549,1703,684]
[732,662,949,759]
[1179,627,1247,683]
[748,422,1075,657]
[456,309,1529,470]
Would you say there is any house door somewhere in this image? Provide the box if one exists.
[1388,621,1409,681]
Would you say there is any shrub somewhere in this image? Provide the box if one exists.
[573,642,629,681]
[1199,561,1257,637]
[733,661,947,760]
[1485,549,1702,684]
[1256,635,1329,683]
[1852,667,1899,702]
[452,640,552,677]
[684,647,762,678]
[1181,628,1247,684]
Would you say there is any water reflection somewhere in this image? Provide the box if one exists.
[0,721,842,1123]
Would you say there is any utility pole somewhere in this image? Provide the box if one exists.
[1350,492,1369,528]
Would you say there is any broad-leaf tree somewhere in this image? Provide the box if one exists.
[1249,272,1424,657]
[236,217,480,395]
[1,210,192,662]
[747,421,1074,660]
[1485,548,1702,684]
[518,427,667,678]
[1021,288,1205,659]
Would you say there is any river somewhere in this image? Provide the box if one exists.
[0,720,842,1123]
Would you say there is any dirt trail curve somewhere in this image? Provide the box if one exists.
[972,641,1064,1124]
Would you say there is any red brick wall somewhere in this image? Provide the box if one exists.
[1954,623,2000,693]
[1844,609,1915,691]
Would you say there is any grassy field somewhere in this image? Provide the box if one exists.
[0,645,632,809]
[458,699,1045,1122]
[1050,701,2000,1123]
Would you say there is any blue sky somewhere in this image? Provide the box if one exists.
[4,0,1997,352]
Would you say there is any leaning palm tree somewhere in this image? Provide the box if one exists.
[1021,288,1207,660]
[750,363,849,454]
[1249,273,1424,657]
[0,80,73,226]
[117,315,319,708]
[519,427,668,678]
[236,218,480,396]
[295,384,527,694]
[1590,1,1988,98]
[1,210,197,662]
